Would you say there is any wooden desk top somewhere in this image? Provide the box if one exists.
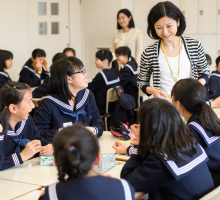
[0,179,41,200]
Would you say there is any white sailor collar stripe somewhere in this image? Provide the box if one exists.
[189,121,220,144]
[47,90,89,111]
[48,183,58,200]
[166,145,207,176]
[0,120,26,140]
[0,72,9,78]
[211,73,220,78]
[100,71,120,85]
[76,89,89,110]
[23,66,41,78]
[125,64,138,75]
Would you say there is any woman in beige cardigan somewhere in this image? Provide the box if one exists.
[112,9,143,66]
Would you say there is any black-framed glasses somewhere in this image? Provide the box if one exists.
[72,68,86,75]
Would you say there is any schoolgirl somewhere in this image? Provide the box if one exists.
[88,49,120,115]
[115,46,138,105]
[32,53,66,98]
[19,48,50,87]
[0,82,53,170]
[0,50,13,88]
[171,78,220,187]
[34,57,103,143]
[39,125,135,200]
[121,98,214,199]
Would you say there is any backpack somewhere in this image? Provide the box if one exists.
[109,86,136,127]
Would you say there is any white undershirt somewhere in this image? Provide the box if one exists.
[159,42,191,96]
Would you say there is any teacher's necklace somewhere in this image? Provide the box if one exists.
[161,37,182,83]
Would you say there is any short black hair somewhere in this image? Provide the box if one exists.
[0,50,13,71]
[205,54,212,66]
[96,49,113,64]
[63,47,76,57]
[52,53,66,64]
[216,56,220,66]
[49,56,83,103]
[24,48,46,66]
[117,9,135,29]
[147,1,186,40]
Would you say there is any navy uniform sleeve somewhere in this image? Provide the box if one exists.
[121,148,171,192]
[0,142,23,171]
[19,68,41,87]
[32,77,49,98]
[88,91,103,137]
[208,76,218,96]
[88,73,104,92]
[0,75,7,89]
[34,100,56,143]
[120,67,137,88]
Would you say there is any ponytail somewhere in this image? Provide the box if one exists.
[172,78,220,136]
[199,103,220,136]
[54,125,99,181]
[0,82,30,139]
[0,107,9,139]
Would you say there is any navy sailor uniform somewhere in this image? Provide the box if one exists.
[32,76,50,98]
[120,60,138,105]
[0,115,48,170]
[19,63,49,87]
[0,71,11,89]
[188,114,220,187]
[121,144,214,200]
[208,70,220,99]
[40,176,135,200]
[88,68,120,115]
[34,89,103,143]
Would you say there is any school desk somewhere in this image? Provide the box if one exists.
[0,179,41,200]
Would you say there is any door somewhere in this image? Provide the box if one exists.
[28,0,70,66]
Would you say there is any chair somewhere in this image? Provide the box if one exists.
[101,86,120,131]
[200,186,220,200]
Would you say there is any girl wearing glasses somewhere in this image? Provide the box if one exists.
[34,57,103,143]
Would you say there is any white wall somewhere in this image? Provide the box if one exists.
[0,0,29,80]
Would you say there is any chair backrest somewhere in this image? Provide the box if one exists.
[200,186,220,200]
[106,86,120,114]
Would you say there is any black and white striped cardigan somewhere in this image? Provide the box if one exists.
[138,36,210,94]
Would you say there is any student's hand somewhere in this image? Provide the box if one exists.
[85,126,95,134]
[112,139,128,155]
[43,58,50,72]
[39,191,45,197]
[130,134,138,146]
[40,144,54,156]
[20,140,41,161]
[130,124,140,145]
[35,61,43,74]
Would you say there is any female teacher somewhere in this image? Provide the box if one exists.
[112,9,143,66]
[138,1,209,99]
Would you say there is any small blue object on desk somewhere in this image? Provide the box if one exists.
[96,153,116,174]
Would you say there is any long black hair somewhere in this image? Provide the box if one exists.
[53,125,99,181]
[48,56,84,103]
[0,82,30,139]
[0,50,13,71]
[171,78,220,136]
[138,98,197,162]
